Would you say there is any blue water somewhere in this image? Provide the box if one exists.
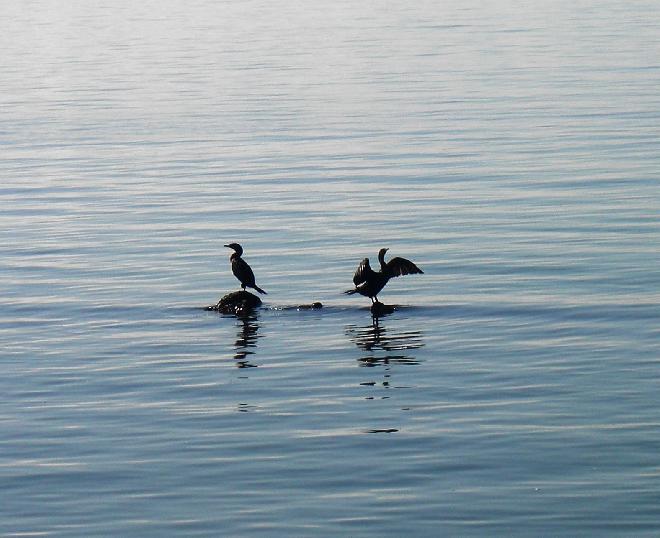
[2,1,660,536]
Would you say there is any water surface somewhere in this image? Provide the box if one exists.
[2,1,660,536]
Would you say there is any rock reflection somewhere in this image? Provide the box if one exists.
[233,313,261,368]
[357,354,420,367]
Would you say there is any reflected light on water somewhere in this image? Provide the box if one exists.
[3,0,660,535]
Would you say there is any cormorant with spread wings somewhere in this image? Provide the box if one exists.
[345,248,423,304]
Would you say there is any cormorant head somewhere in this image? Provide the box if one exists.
[224,243,243,256]
[378,248,389,263]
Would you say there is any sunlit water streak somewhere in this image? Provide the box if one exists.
[2,0,660,536]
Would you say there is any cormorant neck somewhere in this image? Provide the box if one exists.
[378,249,387,269]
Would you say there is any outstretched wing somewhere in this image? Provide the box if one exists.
[353,258,374,286]
[385,257,423,278]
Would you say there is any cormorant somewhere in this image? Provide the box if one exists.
[345,248,423,303]
[224,243,267,295]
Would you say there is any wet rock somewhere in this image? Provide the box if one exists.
[206,290,262,315]
[370,301,395,317]
[296,302,323,310]
[277,302,323,311]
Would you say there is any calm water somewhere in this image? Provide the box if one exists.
[2,1,660,536]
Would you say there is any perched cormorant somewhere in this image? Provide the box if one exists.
[224,243,267,295]
[345,248,423,303]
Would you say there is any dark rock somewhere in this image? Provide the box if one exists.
[370,301,395,317]
[206,290,262,315]
[296,302,323,310]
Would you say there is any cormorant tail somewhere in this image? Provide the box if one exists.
[344,288,358,295]
[253,285,267,295]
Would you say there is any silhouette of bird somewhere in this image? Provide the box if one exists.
[345,248,423,303]
[224,243,267,294]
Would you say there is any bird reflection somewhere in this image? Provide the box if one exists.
[347,319,424,421]
[233,313,261,368]
[346,319,424,358]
